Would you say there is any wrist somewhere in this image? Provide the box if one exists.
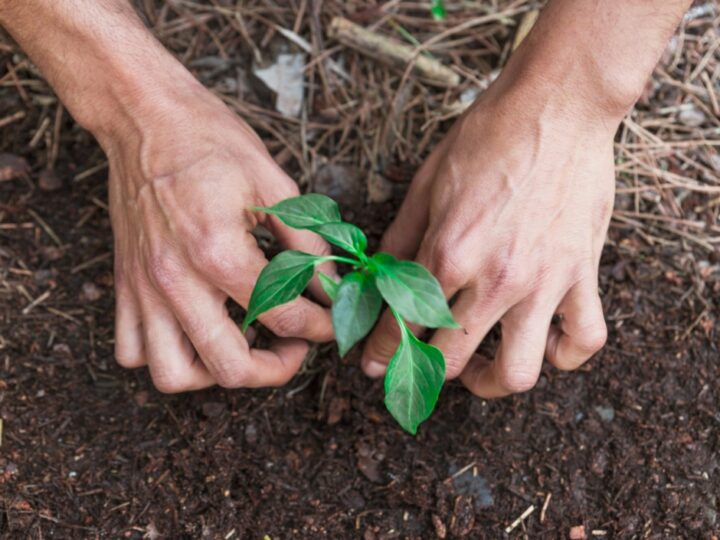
[490,40,638,129]
[0,1,220,147]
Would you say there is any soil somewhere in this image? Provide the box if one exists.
[1,2,719,539]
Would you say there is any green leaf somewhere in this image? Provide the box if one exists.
[384,322,445,434]
[318,271,339,301]
[430,0,446,21]
[255,193,341,229]
[242,250,320,330]
[371,253,459,329]
[310,222,367,257]
[332,272,383,356]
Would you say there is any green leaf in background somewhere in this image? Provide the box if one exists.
[371,253,459,329]
[384,321,445,434]
[332,271,383,356]
[430,0,447,21]
[310,222,367,257]
[256,193,341,229]
[242,250,320,330]
[318,271,339,301]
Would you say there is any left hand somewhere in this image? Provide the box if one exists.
[361,81,616,398]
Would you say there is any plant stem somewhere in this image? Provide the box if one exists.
[390,307,409,338]
[321,255,362,267]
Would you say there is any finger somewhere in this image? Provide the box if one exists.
[138,290,215,393]
[361,309,403,377]
[379,144,445,259]
[159,270,310,388]
[546,278,607,371]
[460,303,553,398]
[429,286,507,379]
[114,270,146,368]
[192,231,334,342]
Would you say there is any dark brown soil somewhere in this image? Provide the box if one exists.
[2,118,719,539]
[1,3,719,539]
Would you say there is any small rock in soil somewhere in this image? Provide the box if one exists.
[367,171,393,203]
[34,269,56,287]
[40,246,64,261]
[449,495,475,537]
[38,168,62,191]
[326,396,349,425]
[591,449,609,476]
[314,163,364,210]
[569,525,586,539]
[678,106,706,127]
[133,391,149,407]
[451,466,493,509]
[0,153,29,182]
[343,489,365,510]
[81,281,103,302]
[357,455,383,484]
[594,405,615,422]
[201,401,226,418]
[244,422,258,444]
[431,514,447,539]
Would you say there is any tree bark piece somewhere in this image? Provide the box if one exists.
[328,17,460,87]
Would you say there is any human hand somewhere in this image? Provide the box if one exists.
[107,87,333,392]
[361,81,617,398]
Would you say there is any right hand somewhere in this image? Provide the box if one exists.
[105,87,333,393]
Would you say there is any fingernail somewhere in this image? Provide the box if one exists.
[362,359,387,378]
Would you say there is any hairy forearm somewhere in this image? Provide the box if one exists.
[497,0,692,122]
[0,0,203,142]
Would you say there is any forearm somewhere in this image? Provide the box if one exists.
[0,0,204,143]
[495,0,692,122]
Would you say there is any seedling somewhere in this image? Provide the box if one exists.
[243,194,459,434]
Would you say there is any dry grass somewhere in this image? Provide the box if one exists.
[1,0,718,261]
[136,0,719,249]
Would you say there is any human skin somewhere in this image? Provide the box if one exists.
[0,0,691,395]
[361,0,693,397]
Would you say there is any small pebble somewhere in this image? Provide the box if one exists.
[569,525,586,539]
[133,391,149,407]
[202,401,225,418]
[52,343,72,357]
[678,106,706,127]
[594,405,615,422]
[38,168,62,191]
[244,422,258,444]
[431,514,447,539]
[81,282,103,302]
[0,153,29,182]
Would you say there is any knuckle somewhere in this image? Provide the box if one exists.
[576,321,608,354]
[266,305,306,338]
[197,239,237,282]
[486,257,525,297]
[147,254,182,294]
[214,362,250,389]
[497,366,538,394]
[433,248,468,289]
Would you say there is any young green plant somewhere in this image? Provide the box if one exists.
[242,194,459,434]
